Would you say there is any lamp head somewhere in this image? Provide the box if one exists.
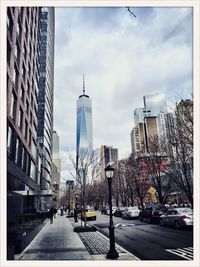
[105,164,114,179]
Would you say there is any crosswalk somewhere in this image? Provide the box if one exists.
[166,247,193,260]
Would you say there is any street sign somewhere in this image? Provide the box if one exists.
[148,186,156,195]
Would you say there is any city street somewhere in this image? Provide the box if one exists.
[88,211,193,261]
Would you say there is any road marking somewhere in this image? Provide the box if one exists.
[115,223,135,228]
[166,247,193,260]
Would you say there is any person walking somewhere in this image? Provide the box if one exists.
[48,207,54,223]
[53,207,57,218]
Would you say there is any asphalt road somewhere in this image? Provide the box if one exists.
[88,211,193,260]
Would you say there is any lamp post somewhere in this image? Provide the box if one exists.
[105,165,119,259]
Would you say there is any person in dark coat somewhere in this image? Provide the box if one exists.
[49,207,54,223]
[53,207,57,218]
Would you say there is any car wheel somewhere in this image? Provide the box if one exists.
[139,215,143,222]
[175,221,181,229]
[160,219,164,226]
[126,215,129,220]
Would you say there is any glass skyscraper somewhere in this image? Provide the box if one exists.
[37,7,55,209]
[76,78,93,156]
[76,77,93,184]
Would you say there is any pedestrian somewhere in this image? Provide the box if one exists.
[60,207,64,216]
[53,207,57,218]
[48,207,54,223]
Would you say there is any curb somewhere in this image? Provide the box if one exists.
[88,223,140,260]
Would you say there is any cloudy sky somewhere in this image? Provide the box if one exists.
[53,7,193,179]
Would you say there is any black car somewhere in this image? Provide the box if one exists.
[113,207,127,217]
[139,203,168,223]
[101,207,108,214]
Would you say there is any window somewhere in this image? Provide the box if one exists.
[19,86,24,102]
[15,138,19,164]
[21,146,25,169]
[7,39,11,65]
[16,23,19,36]
[29,129,31,147]
[7,126,13,153]
[15,43,20,65]
[9,91,17,120]
[24,120,28,139]
[18,108,23,129]
[31,139,37,159]
[25,99,29,113]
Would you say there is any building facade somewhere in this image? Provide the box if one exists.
[7,6,41,217]
[76,77,93,184]
[37,7,55,210]
[52,130,61,203]
[99,145,118,180]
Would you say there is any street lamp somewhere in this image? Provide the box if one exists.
[105,164,119,259]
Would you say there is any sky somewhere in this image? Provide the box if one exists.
[53,7,193,180]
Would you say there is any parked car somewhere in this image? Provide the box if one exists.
[114,207,127,217]
[106,206,117,215]
[122,206,141,219]
[160,208,193,229]
[81,208,96,221]
[139,203,168,223]
[101,207,108,215]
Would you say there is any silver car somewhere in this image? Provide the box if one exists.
[160,208,193,229]
[122,206,140,219]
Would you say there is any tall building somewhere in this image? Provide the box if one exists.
[131,93,168,154]
[37,7,55,210]
[99,145,118,180]
[7,6,41,215]
[76,76,93,184]
[7,7,41,258]
[76,76,93,155]
[143,93,167,116]
[52,130,61,203]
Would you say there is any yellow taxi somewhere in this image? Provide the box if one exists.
[81,208,96,221]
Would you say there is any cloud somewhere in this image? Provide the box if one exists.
[54,7,193,177]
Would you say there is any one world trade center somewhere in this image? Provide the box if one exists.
[76,76,93,183]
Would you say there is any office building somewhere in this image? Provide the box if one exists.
[37,7,55,210]
[52,130,61,203]
[76,76,93,184]
[76,76,93,155]
[7,5,41,217]
[7,7,41,258]
[99,145,118,180]
[143,93,167,116]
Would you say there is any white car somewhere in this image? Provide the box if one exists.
[106,206,118,215]
[122,206,140,219]
[160,208,193,229]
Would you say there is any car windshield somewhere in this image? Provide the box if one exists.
[177,208,192,213]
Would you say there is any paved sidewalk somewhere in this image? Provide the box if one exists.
[16,214,139,261]
[17,215,92,260]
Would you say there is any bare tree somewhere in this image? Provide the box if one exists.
[144,135,174,204]
[127,154,150,208]
[165,99,193,207]
[69,148,100,226]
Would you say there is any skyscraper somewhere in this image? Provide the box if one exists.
[52,130,61,203]
[37,7,55,209]
[99,145,118,180]
[76,76,93,184]
[76,76,93,155]
[7,7,41,259]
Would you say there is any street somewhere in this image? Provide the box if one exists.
[88,211,193,260]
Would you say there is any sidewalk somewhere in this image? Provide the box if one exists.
[16,214,139,261]
[17,215,92,260]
